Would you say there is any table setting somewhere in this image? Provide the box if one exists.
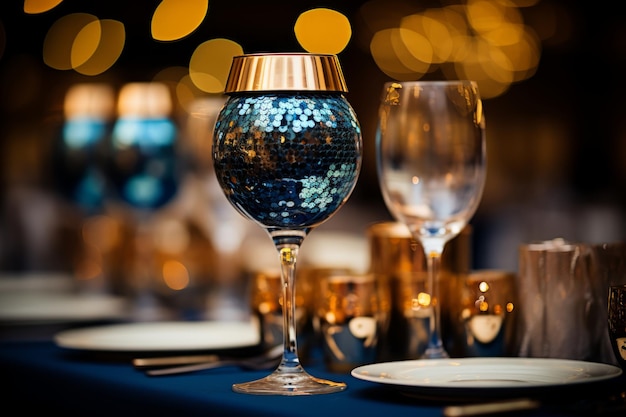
[1,52,626,416]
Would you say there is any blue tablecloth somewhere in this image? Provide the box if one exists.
[0,339,623,416]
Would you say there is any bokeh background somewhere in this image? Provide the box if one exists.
[1,0,625,282]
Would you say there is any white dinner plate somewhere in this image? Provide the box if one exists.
[351,357,623,399]
[0,293,128,324]
[54,320,261,352]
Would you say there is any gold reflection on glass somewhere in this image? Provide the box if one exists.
[151,0,208,41]
[24,0,64,14]
[294,8,352,54]
[189,38,243,93]
[412,292,431,308]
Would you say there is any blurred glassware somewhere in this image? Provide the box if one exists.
[459,270,517,357]
[53,83,115,214]
[105,82,180,212]
[367,221,470,360]
[50,83,118,293]
[517,239,620,363]
[315,272,388,373]
[517,240,589,359]
[102,82,184,321]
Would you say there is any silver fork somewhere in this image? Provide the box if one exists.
[142,345,283,376]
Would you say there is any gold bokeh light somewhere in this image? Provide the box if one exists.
[23,0,63,14]
[72,19,125,76]
[363,0,543,98]
[189,38,243,93]
[151,0,208,41]
[43,13,98,70]
[43,13,125,75]
[71,20,101,69]
[294,8,352,54]
[24,1,556,96]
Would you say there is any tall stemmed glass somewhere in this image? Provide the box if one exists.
[212,53,362,395]
[104,82,182,320]
[376,81,486,359]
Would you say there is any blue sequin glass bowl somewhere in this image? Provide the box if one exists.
[213,92,362,230]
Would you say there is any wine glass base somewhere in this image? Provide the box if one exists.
[232,366,346,395]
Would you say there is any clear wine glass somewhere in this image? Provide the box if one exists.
[212,53,362,395]
[376,81,487,359]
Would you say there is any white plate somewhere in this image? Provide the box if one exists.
[351,357,623,399]
[0,274,128,325]
[54,320,261,352]
[0,293,128,324]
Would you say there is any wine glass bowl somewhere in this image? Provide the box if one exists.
[212,53,362,395]
[106,82,181,212]
[53,83,115,214]
[213,93,360,231]
[376,81,486,359]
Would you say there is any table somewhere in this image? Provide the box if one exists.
[0,339,624,416]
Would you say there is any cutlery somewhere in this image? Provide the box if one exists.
[139,345,283,376]
[443,398,540,417]
[133,353,219,369]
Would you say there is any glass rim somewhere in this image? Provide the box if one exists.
[224,53,348,93]
[382,80,478,86]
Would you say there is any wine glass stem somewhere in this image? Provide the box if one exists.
[278,244,301,367]
[424,250,449,358]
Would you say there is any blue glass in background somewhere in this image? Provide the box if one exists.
[53,84,115,214]
[108,117,179,210]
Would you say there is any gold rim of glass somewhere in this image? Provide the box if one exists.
[224,53,348,93]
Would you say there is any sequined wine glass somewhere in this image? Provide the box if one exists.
[212,53,362,395]
[376,81,487,359]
